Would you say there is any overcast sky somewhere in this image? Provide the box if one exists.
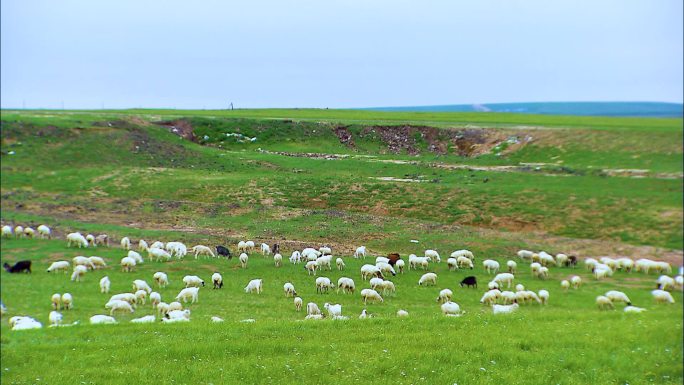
[1,0,682,109]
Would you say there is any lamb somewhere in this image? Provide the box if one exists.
[127,250,144,264]
[651,289,675,304]
[147,247,172,262]
[239,253,249,269]
[131,315,156,323]
[36,225,52,239]
[1,225,13,238]
[538,290,550,305]
[447,258,458,271]
[294,297,303,311]
[274,253,283,267]
[100,276,111,294]
[315,277,334,294]
[424,250,441,263]
[570,275,582,289]
[418,273,437,286]
[261,243,272,255]
[323,303,342,317]
[436,288,453,303]
[153,272,169,288]
[336,258,345,271]
[176,287,200,303]
[95,234,109,247]
[88,256,107,269]
[120,256,136,272]
[306,302,321,316]
[66,232,88,248]
[90,315,117,325]
[70,265,88,282]
[624,306,647,313]
[360,288,383,304]
[120,237,131,250]
[305,260,318,275]
[182,275,205,288]
[354,246,366,259]
[656,275,676,291]
[456,256,473,269]
[396,309,409,317]
[283,282,297,297]
[480,290,500,305]
[560,280,570,291]
[507,260,517,273]
[337,277,356,294]
[106,299,134,315]
[493,273,514,288]
[596,295,614,310]
[538,251,556,267]
[441,301,463,317]
[395,259,405,273]
[51,293,61,310]
[133,279,153,293]
[605,290,632,306]
[212,272,223,289]
[150,292,161,308]
[244,279,263,294]
[192,245,215,259]
[492,303,519,314]
[49,311,63,326]
[483,259,500,274]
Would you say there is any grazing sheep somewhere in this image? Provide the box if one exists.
[560,280,570,291]
[483,259,500,274]
[616,257,634,272]
[323,303,342,317]
[656,275,676,291]
[86,234,96,246]
[395,259,405,273]
[336,258,345,271]
[380,280,396,295]
[360,289,383,304]
[515,284,525,292]
[460,276,477,288]
[182,275,205,288]
[245,241,255,252]
[176,287,200,303]
[424,250,441,263]
[294,297,303,311]
[436,288,453,303]
[106,299,135,315]
[133,279,152,293]
[493,273,514,288]
[100,276,111,294]
[70,265,87,282]
[593,264,613,280]
[3,260,31,273]
[88,256,107,269]
[447,258,458,271]
[488,281,499,290]
[555,254,568,267]
[157,302,170,316]
[337,277,356,294]
[585,258,599,271]
[153,272,169,288]
[90,315,117,325]
[150,241,164,250]
[570,275,582,289]
[537,267,549,280]
[138,239,148,251]
[191,245,215,259]
[66,232,88,248]
[2,225,13,238]
[73,256,95,270]
[605,291,632,306]
[274,253,283,267]
[211,316,224,323]
[109,293,136,305]
[624,306,647,313]
[396,309,409,317]
[37,225,52,239]
[95,234,109,247]
[244,279,263,294]
[675,276,683,291]
[441,301,463,317]
[376,257,390,265]
[452,250,475,261]
[212,273,223,289]
[316,255,333,271]
[652,289,675,304]
[492,303,519,314]
[150,292,161,308]
[120,256,136,272]
[499,290,517,304]
[418,273,437,286]
[359,309,371,319]
[261,243,272,255]
[315,277,334,294]
[120,237,131,250]
[376,262,396,276]
[530,262,542,275]
[319,246,332,256]
[596,295,614,310]
[370,277,385,291]
[48,311,63,326]
[134,290,147,305]
[237,241,247,252]
[239,253,249,269]
[289,251,302,264]
[538,252,556,267]
[168,302,183,312]
[22,227,35,238]
[131,315,156,323]
[599,257,618,270]
[456,256,473,269]
[147,248,172,262]
[517,250,534,260]
[480,290,501,305]
[507,260,517,273]
[354,246,367,259]
[538,290,550,305]
[306,302,321,316]
[305,260,318,275]
[14,226,23,238]
[51,293,61,310]
[127,250,144,264]
[283,282,297,297]
[360,264,383,280]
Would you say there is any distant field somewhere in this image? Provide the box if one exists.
[1,109,682,384]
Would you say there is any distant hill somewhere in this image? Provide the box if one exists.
[366,102,683,117]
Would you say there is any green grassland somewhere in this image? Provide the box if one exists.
[1,109,682,384]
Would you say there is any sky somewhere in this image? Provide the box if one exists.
[1,0,682,109]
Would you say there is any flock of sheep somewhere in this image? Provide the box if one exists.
[2,223,682,330]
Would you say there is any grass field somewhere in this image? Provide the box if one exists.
[1,109,682,384]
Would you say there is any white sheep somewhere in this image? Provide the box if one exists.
[100,276,111,294]
[675,276,683,291]
[274,253,283,267]
[616,257,634,272]
[337,277,356,294]
[593,264,613,280]
[396,309,409,317]
[507,260,517,273]
[150,292,161,308]
[289,251,302,264]
[166,242,188,259]
[656,275,676,291]
[95,234,109,247]
[306,302,321,316]
[456,256,473,270]
[86,234,96,246]
[138,239,148,251]
[37,225,51,239]
[192,245,215,259]
[360,264,382,280]
[537,266,550,280]
[163,309,191,323]
[245,241,255,251]
[319,246,332,255]
[538,251,556,267]
[73,256,95,270]
[515,284,525,292]
[48,311,63,326]
[305,260,318,275]
[244,279,263,294]
[441,301,463,317]
[106,299,134,315]
[150,241,165,250]
[90,315,117,325]
[61,293,73,309]
[237,241,247,252]
[605,291,632,306]
[211,316,224,323]
[585,258,599,271]
[493,273,514,288]
[2,225,13,238]
[120,256,136,272]
[500,290,516,304]
[133,279,153,293]
[425,249,441,263]
[418,272,437,286]
[14,226,23,238]
[447,258,458,271]
[624,306,647,313]
[120,237,131,250]
[316,255,333,271]
[354,246,366,259]
[652,289,675,304]
[51,293,61,310]
[376,257,390,265]
[380,280,396,295]
[555,253,568,267]
[370,277,384,291]
[560,280,570,292]
[436,288,453,303]
[480,290,500,305]
[294,297,303,311]
[157,302,170,316]
[483,259,500,274]
[395,259,405,273]
[23,228,37,239]
[261,243,272,255]
[492,303,519,314]
[147,247,172,262]
[315,277,334,293]
[127,250,144,264]
[570,275,582,289]
[452,250,475,261]
[239,253,249,269]
[283,282,297,297]
[131,315,156,323]
[487,281,499,290]
[336,258,345,271]
[153,272,169,288]
[376,262,396,277]
[530,262,542,275]
[182,275,205,288]
[538,290,550,305]
[359,309,371,319]
[109,293,136,305]
[596,295,614,310]
[66,232,88,248]
[88,256,107,269]
[168,302,183,312]
[360,288,383,304]
[176,287,200,303]
[212,272,223,289]
[517,250,534,260]
[134,290,147,305]
[323,303,342,317]
[70,265,88,282]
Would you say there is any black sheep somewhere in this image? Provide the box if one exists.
[3,260,31,274]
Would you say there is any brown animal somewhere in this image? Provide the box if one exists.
[387,253,401,266]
